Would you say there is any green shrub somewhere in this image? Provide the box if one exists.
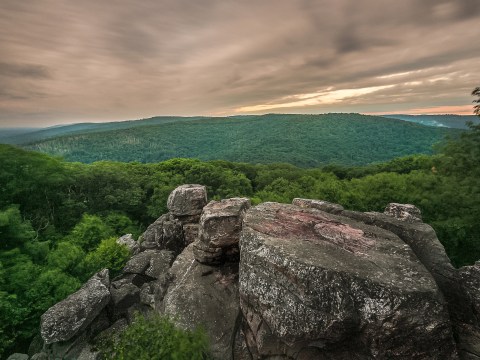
[99,314,211,360]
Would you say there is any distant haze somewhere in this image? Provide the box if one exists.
[1,0,479,127]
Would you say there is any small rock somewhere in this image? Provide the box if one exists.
[144,250,174,279]
[384,203,422,222]
[31,353,48,360]
[116,234,140,255]
[167,184,207,216]
[122,251,154,275]
[293,198,344,214]
[6,354,29,360]
[140,214,184,255]
[183,223,200,245]
[109,282,140,319]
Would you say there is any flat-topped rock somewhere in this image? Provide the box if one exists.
[239,202,457,359]
[167,184,207,217]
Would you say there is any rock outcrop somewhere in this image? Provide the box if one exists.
[29,185,480,360]
[238,202,456,359]
[193,198,251,265]
[40,269,111,344]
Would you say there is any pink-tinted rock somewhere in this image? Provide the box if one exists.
[239,202,457,359]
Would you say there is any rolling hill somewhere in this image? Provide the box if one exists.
[10,113,461,167]
[382,114,479,129]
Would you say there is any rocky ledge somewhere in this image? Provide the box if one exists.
[23,186,480,360]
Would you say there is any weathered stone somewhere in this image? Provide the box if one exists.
[46,331,89,360]
[77,345,101,360]
[93,318,128,347]
[239,203,457,359]
[162,244,240,360]
[30,353,48,360]
[293,198,344,214]
[109,281,140,319]
[183,223,200,244]
[139,214,184,254]
[144,250,174,279]
[192,239,224,265]
[167,184,207,216]
[6,354,28,360]
[459,262,480,323]
[116,233,140,254]
[200,198,251,248]
[384,202,423,222]
[28,334,44,357]
[40,269,110,344]
[194,198,250,264]
[122,251,152,274]
[341,210,475,326]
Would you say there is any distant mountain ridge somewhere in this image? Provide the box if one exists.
[382,114,479,129]
[2,113,461,167]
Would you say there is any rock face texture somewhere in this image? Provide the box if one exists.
[239,202,457,359]
[167,184,207,218]
[161,244,240,360]
[29,186,480,360]
[40,269,111,344]
[193,198,250,265]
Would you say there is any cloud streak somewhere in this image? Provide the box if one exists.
[0,0,479,126]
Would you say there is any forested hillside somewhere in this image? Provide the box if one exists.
[383,114,480,129]
[1,122,479,356]
[17,114,459,167]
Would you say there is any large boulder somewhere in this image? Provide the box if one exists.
[193,198,251,264]
[167,184,207,218]
[239,203,457,359]
[161,244,240,360]
[40,270,111,344]
[139,214,184,255]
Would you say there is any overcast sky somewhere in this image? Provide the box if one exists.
[1,0,479,127]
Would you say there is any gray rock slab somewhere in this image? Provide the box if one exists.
[162,244,240,360]
[40,269,110,344]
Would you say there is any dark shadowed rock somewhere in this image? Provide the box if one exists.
[139,214,184,254]
[384,202,422,222]
[239,202,457,359]
[122,251,152,274]
[167,184,207,217]
[122,249,174,277]
[40,269,110,344]
[293,198,344,214]
[6,354,28,360]
[30,353,48,360]
[183,223,200,244]
[116,234,140,255]
[145,250,174,279]
[109,280,140,319]
[194,198,250,264]
[161,244,240,360]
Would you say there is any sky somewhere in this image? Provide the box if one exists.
[1,0,479,127]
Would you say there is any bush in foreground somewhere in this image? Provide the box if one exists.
[99,314,212,360]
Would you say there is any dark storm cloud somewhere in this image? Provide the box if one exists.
[0,63,51,79]
[0,0,479,126]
